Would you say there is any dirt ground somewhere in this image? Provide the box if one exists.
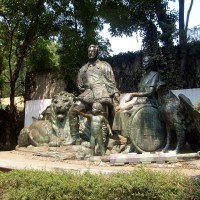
[0,149,200,180]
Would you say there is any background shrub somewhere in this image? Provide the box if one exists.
[0,169,199,200]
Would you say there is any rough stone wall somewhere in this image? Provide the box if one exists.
[109,43,200,91]
[187,44,200,88]
[25,72,66,100]
[25,52,143,100]
[108,52,143,93]
[25,43,200,99]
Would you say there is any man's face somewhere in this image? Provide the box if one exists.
[143,56,151,70]
[88,46,97,60]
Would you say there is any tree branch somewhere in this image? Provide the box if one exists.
[185,0,194,31]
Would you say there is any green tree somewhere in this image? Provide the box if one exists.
[178,0,194,87]
[187,25,200,42]
[27,38,59,73]
[55,0,111,91]
[178,0,194,44]
[99,0,177,55]
[0,0,58,148]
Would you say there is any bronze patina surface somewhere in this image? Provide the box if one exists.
[18,91,74,147]
[129,104,166,153]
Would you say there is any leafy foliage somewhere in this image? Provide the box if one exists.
[99,0,177,55]
[188,25,200,42]
[106,51,143,92]
[56,0,111,91]
[0,0,59,148]
[27,38,59,73]
[0,169,199,200]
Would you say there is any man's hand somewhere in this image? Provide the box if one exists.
[125,97,132,103]
[114,105,121,112]
[113,92,120,106]
[125,93,136,103]
[109,130,113,136]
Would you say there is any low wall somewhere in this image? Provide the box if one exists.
[24,88,200,128]
[172,88,200,106]
[24,99,51,127]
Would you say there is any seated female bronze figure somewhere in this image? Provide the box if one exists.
[112,56,166,153]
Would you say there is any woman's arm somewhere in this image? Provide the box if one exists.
[125,87,155,102]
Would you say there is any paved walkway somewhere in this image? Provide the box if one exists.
[1,150,200,179]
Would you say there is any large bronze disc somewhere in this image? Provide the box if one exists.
[129,104,166,153]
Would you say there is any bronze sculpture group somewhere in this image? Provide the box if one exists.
[18,44,200,156]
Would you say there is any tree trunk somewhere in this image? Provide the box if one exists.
[179,0,186,44]
[179,0,187,88]
[9,81,18,149]
[185,0,194,34]
[179,0,194,88]
[9,58,24,149]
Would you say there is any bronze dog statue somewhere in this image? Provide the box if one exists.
[157,81,186,153]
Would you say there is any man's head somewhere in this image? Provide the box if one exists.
[92,102,103,115]
[143,56,153,70]
[88,44,99,61]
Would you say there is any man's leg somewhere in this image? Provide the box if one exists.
[68,101,87,145]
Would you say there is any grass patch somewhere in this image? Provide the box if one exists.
[0,169,199,200]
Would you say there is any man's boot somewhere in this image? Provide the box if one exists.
[69,117,82,145]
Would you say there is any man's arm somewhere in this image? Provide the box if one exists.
[101,61,120,97]
[77,66,86,92]
[101,61,121,110]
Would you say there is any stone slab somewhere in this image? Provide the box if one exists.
[0,151,117,174]
[110,151,200,165]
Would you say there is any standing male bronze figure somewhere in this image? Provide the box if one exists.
[68,44,120,144]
